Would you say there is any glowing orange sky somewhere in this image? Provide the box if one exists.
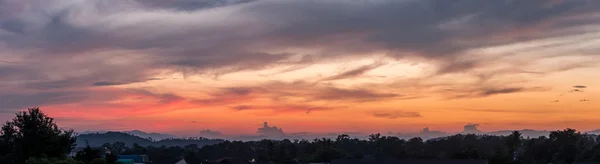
[1,0,599,137]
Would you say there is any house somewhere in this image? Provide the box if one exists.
[330,159,488,164]
[118,155,151,164]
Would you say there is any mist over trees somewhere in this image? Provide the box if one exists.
[76,132,224,148]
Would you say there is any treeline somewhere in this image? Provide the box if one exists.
[179,131,600,164]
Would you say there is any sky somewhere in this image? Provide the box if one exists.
[1,0,600,137]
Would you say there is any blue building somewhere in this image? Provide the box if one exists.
[117,155,151,164]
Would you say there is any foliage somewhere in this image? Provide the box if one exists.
[176,130,600,164]
[74,143,102,163]
[105,153,119,164]
[89,158,107,164]
[26,157,85,164]
[0,108,77,164]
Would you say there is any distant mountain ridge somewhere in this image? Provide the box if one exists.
[76,131,223,148]
[586,129,600,134]
[79,130,176,140]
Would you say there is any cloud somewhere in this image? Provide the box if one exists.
[231,105,254,110]
[569,89,584,92]
[445,86,550,99]
[257,122,285,137]
[92,78,164,86]
[479,88,525,96]
[462,108,560,114]
[461,123,482,134]
[199,129,223,138]
[0,91,87,111]
[314,87,401,101]
[92,81,126,86]
[1,0,598,80]
[573,85,587,88]
[230,104,337,114]
[199,80,403,109]
[1,0,600,120]
[321,62,385,81]
[135,0,256,11]
[372,111,422,119]
[0,87,190,115]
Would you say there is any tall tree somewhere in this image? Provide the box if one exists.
[104,153,119,164]
[0,108,77,164]
[506,131,522,161]
[74,141,102,164]
[550,128,581,164]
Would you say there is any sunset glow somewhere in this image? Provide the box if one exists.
[1,0,599,137]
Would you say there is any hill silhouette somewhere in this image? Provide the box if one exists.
[76,131,223,148]
[80,130,176,140]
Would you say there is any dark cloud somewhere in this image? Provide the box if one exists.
[126,89,185,104]
[270,105,336,114]
[1,0,597,78]
[199,81,403,108]
[436,60,480,74]
[231,105,253,110]
[573,85,587,88]
[372,111,422,119]
[136,0,256,11]
[445,86,550,99]
[315,87,401,102]
[230,104,337,114]
[223,87,254,96]
[0,91,87,111]
[92,81,126,86]
[569,89,584,92]
[480,88,524,96]
[0,88,186,114]
[92,78,165,86]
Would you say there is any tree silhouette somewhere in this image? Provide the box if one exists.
[25,157,85,164]
[550,128,580,164]
[0,107,76,164]
[89,158,107,164]
[74,141,102,163]
[105,153,119,164]
[506,131,522,161]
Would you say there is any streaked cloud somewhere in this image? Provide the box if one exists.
[321,62,385,81]
[372,111,422,119]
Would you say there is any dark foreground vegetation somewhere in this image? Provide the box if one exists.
[2,108,600,164]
